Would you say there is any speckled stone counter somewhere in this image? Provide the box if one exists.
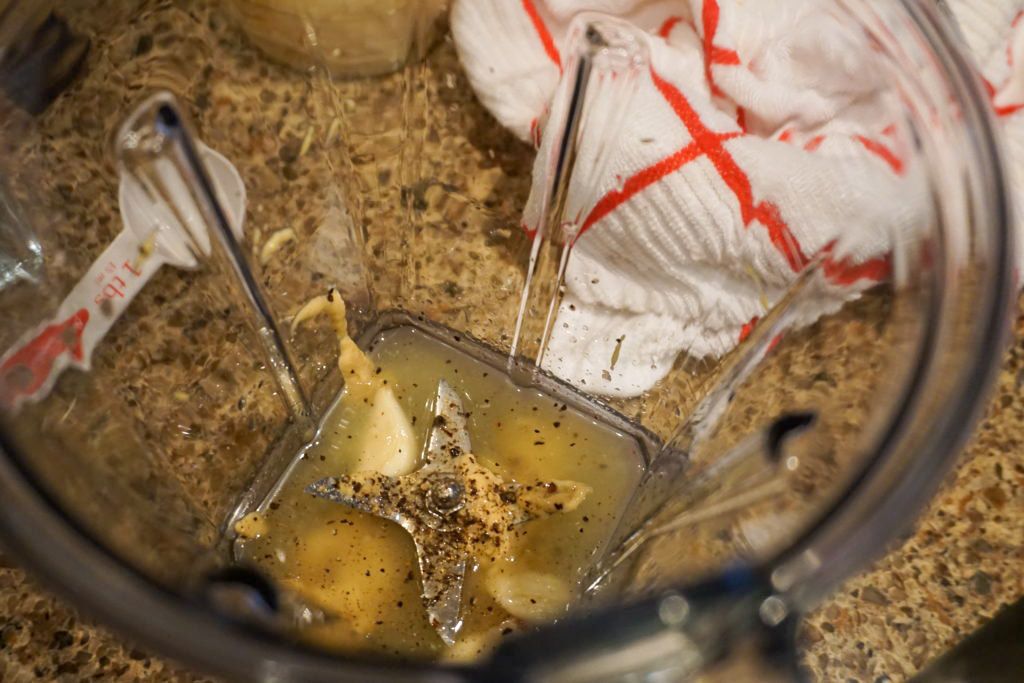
[4,315,1022,681]
[1,1,1022,681]
[799,299,1024,680]
[2,315,1020,683]
[1,306,1022,683]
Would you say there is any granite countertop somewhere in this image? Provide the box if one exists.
[6,315,1023,682]
[1,1,1022,681]
[2,311,1022,682]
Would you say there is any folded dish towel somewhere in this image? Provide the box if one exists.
[452,0,1024,397]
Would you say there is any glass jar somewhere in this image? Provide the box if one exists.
[226,0,447,77]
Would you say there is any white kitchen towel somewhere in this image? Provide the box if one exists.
[452,0,1024,397]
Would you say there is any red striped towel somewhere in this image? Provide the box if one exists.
[453,0,1024,396]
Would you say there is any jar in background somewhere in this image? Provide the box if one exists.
[226,0,447,77]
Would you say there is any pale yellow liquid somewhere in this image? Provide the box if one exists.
[237,325,644,661]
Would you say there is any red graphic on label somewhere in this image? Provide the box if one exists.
[1,308,90,404]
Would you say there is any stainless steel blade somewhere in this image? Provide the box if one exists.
[423,379,472,473]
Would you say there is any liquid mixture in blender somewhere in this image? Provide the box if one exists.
[234,294,644,660]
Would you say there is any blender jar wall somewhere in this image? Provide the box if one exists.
[0,0,1014,679]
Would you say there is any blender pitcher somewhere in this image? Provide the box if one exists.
[0,0,1013,680]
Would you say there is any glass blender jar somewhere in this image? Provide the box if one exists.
[0,0,1013,680]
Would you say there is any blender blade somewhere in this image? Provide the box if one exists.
[306,379,591,644]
